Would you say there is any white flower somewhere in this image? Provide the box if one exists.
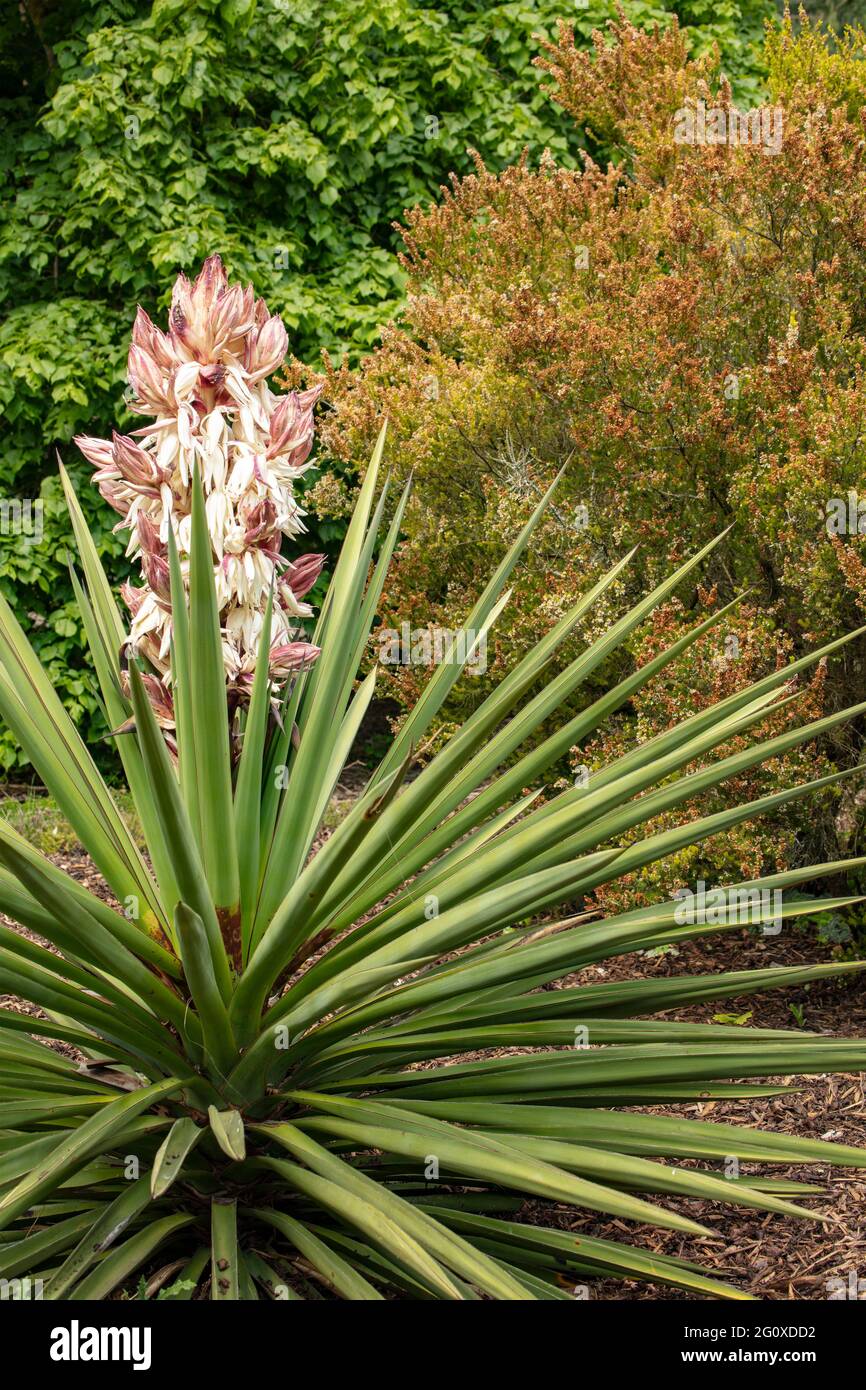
[76,255,324,719]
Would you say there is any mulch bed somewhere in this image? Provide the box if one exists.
[535,931,866,1299]
[3,839,865,1300]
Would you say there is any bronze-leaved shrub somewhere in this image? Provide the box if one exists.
[294,11,866,908]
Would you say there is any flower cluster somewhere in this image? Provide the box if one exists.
[76,255,322,721]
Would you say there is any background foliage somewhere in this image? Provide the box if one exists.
[301,11,866,912]
[0,0,774,769]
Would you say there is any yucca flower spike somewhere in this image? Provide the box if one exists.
[75,254,323,712]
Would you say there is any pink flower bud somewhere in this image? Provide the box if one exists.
[269,641,321,676]
[242,497,278,547]
[193,254,228,308]
[112,432,160,487]
[127,345,173,412]
[139,673,175,728]
[98,478,130,516]
[266,385,322,459]
[75,435,115,469]
[296,384,325,412]
[131,307,174,370]
[121,581,146,617]
[168,273,196,354]
[136,511,165,559]
[283,553,325,599]
[210,284,244,354]
[141,552,171,601]
[223,284,256,354]
[246,314,289,383]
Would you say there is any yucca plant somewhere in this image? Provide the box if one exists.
[1,271,866,1303]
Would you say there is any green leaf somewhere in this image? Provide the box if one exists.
[167,522,201,847]
[234,582,274,955]
[128,663,232,1004]
[174,902,238,1078]
[151,1118,205,1198]
[188,465,239,930]
[48,1177,153,1298]
[211,1199,239,1301]
[285,1094,714,1236]
[208,1106,246,1161]
[0,1078,181,1230]
[72,1215,194,1300]
[253,1208,383,1300]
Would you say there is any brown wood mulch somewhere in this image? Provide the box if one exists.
[3,840,865,1301]
[525,930,866,1300]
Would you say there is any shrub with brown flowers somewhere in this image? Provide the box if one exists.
[578,595,838,917]
[292,9,866,908]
